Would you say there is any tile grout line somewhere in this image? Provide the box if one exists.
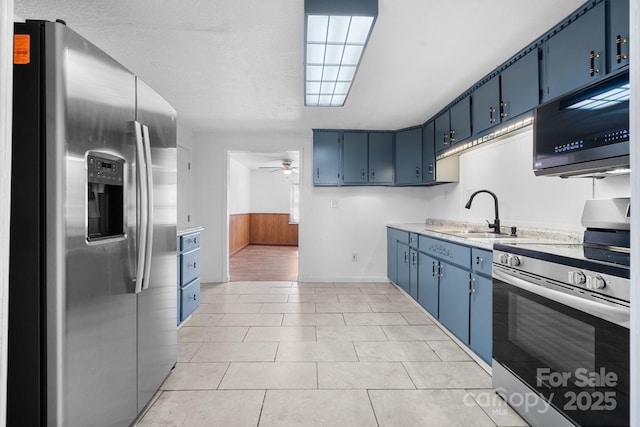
[365,390,381,427]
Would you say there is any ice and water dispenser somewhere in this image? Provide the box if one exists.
[87,153,125,241]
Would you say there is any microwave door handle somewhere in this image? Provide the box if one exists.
[493,268,630,328]
[141,124,154,291]
[134,121,148,294]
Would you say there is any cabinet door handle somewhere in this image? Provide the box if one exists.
[476,256,483,265]
[189,262,197,269]
[489,107,496,124]
[616,35,629,63]
[427,164,433,175]
[442,133,449,146]
[589,50,600,76]
[404,251,409,263]
[500,101,507,118]
[437,263,443,278]
[470,277,476,294]
[415,166,420,178]
[449,129,456,144]
[370,168,375,179]
[192,293,198,301]
[316,168,320,179]
[361,169,366,180]
[412,252,417,265]
[432,261,436,277]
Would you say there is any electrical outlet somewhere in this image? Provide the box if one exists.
[351,253,357,262]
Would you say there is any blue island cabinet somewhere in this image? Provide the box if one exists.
[178,230,202,325]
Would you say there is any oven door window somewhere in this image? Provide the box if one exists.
[494,280,629,427]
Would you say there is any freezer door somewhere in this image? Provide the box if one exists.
[135,78,178,412]
[44,22,139,426]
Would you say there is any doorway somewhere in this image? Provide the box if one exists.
[227,151,300,281]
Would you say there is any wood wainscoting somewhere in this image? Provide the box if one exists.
[229,213,298,256]
[229,213,250,256]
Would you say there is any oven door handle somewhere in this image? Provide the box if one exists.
[494,268,630,329]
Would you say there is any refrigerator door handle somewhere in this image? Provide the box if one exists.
[134,121,148,294]
[141,124,154,290]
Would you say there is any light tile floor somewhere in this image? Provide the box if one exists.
[137,281,528,427]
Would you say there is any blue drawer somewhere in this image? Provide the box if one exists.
[177,289,181,325]
[419,236,471,269]
[181,278,200,321]
[181,248,200,286]
[472,248,493,277]
[387,227,409,245]
[180,232,200,252]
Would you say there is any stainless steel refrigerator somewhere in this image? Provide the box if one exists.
[9,20,177,426]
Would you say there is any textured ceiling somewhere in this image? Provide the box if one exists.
[15,0,587,136]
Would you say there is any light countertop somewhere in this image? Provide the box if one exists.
[388,220,580,250]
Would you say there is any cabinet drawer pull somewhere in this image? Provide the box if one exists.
[370,169,376,179]
[415,166,420,178]
[192,294,198,301]
[476,256,483,265]
[189,262,197,269]
[616,35,628,63]
[589,50,600,76]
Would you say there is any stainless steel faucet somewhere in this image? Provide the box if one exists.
[465,189,501,234]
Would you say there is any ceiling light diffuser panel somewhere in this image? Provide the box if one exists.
[304,0,378,107]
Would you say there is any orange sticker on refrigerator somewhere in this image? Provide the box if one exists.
[14,34,31,64]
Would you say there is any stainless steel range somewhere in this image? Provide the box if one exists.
[492,198,630,427]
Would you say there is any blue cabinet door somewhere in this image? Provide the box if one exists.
[387,228,398,283]
[313,131,341,185]
[422,121,435,184]
[394,128,423,184]
[500,50,539,120]
[368,132,394,184]
[342,132,368,184]
[544,2,605,101]
[470,273,492,364]
[609,0,630,72]
[438,262,470,344]
[396,242,411,293]
[472,77,500,135]
[449,95,471,145]
[417,252,439,318]
[434,111,450,153]
[409,249,418,300]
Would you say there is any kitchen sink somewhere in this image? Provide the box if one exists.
[434,229,516,239]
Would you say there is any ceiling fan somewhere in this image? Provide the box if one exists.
[259,159,299,175]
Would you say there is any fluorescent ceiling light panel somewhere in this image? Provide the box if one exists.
[304,0,378,107]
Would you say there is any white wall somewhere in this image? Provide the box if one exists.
[250,168,295,214]
[228,158,251,215]
[425,129,631,232]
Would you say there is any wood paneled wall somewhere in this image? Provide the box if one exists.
[249,214,299,246]
[229,213,298,256]
[229,214,250,256]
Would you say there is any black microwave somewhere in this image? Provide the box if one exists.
[533,69,630,177]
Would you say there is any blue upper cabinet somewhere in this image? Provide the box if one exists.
[368,132,394,184]
[472,77,500,135]
[313,130,341,185]
[608,0,630,72]
[342,131,393,185]
[436,95,471,154]
[449,95,472,146]
[544,2,606,102]
[394,128,423,185]
[500,49,540,121]
[422,121,435,184]
[342,132,369,184]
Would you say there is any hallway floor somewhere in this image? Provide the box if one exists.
[137,281,528,426]
[230,245,298,281]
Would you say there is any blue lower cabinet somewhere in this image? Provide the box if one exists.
[438,263,471,344]
[417,252,439,318]
[181,278,201,321]
[178,231,202,325]
[470,273,492,364]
